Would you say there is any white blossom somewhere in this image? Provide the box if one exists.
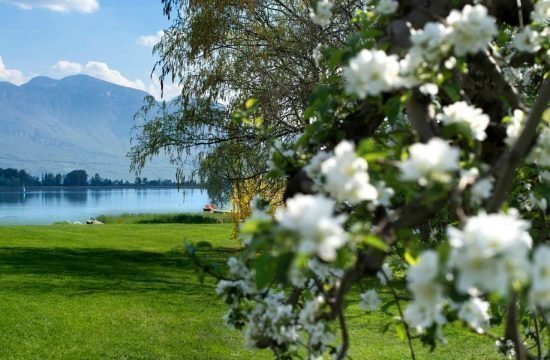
[310,0,333,26]
[505,109,526,146]
[406,250,439,286]
[529,245,550,310]
[299,295,325,325]
[312,43,323,67]
[276,194,348,262]
[319,140,378,204]
[458,297,490,333]
[344,49,401,98]
[227,257,251,279]
[304,322,335,355]
[297,294,334,356]
[288,265,308,288]
[444,57,457,69]
[448,210,532,297]
[527,127,550,167]
[244,291,300,347]
[404,298,447,333]
[470,177,494,206]
[419,83,439,96]
[370,181,394,209]
[400,138,460,185]
[437,102,490,141]
[308,258,344,286]
[496,339,517,359]
[531,0,550,23]
[512,26,542,53]
[377,262,393,285]
[459,167,480,187]
[522,190,548,212]
[410,22,452,62]
[216,279,255,305]
[446,5,497,56]
[374,0,398,15]
[405,251,447,332]
[398,52,423,87]
[360,289,382,311]
[304,150,330,181]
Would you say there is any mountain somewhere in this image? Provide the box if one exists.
[0,75,178,180]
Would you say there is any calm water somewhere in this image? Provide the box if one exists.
[0,188,210,225]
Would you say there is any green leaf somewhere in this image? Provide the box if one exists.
[382,95,402,122]
[364,235,389,252]
[254,254,277,288]
[395,323,407,342]
[245,98,258,109]
[404,250,417,265]
[442,84,461,102]
[357,138,377,155]
[240,219,260,234]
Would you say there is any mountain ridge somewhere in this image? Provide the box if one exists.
[0,75,177,180]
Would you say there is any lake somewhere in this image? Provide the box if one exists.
[0,188,211,225]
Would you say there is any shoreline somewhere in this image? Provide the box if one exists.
[0,185,206,192]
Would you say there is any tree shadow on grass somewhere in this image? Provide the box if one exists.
[0,246,240,296]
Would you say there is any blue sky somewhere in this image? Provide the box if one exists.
[0,0,180,99]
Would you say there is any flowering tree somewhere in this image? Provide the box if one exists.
[188,1,550,359]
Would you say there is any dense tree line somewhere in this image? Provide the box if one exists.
[0,167,197,187]
[0,168,40,187]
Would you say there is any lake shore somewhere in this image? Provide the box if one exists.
[0,188,211,225]
[0,185,206,192]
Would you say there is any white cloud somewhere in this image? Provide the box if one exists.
[82,61,146,90]
[52,60,145,90]
[0,56,28,85]
[51,59,181,100]
[147,77,182,101]
[136,30,164,48]
[3,0,99,13]
[51,60,83,74]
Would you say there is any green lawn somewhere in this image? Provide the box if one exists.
[0,224,499,359]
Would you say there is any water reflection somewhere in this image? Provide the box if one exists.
[0,188,210,225]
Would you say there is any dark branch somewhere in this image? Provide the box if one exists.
[486,78,550,212]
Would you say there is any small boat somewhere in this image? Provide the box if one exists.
[203,204,217,213]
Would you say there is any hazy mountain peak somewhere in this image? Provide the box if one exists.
[0,74,175,180]
[22,76,58,88]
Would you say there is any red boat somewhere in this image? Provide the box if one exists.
[203,204,217,213]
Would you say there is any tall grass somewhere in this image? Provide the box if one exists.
[96,212,232,225]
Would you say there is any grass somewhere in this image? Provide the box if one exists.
[0,224,499,359]
[96,212,233,224]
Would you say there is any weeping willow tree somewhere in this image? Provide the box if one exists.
[128,0,364,216]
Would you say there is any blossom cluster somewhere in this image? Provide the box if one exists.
[399,138,460,186]
[404,211,549,335]
[345,4,498,97]
[310,0,333,27]
[305,140,378,204]
[275,194,348,262]
[212,1,550,358]
[437,102,490,141]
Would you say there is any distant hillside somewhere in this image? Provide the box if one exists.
[0,75,178,180]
